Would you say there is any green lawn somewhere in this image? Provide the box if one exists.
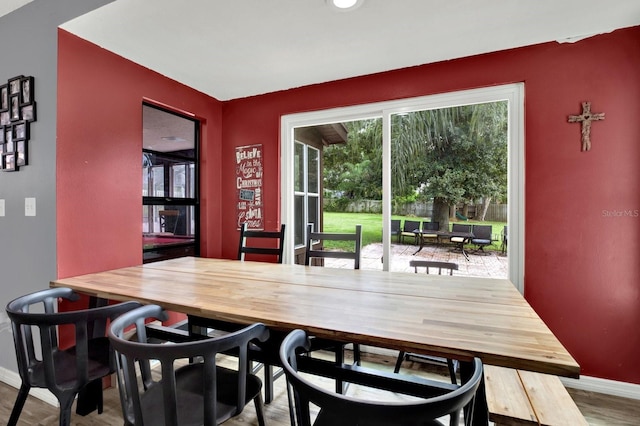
[323,212,506,251]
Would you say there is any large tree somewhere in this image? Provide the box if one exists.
[323,102,508,230]
[393,101,508,230]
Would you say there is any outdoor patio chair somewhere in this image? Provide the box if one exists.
[400,220,421,244]
[420,221,440,245]
[450,223,473,257]
[390,219,401,243]
[394,260,459,384]
[109,304,269,426]
[280,329,483,426]
[471,224,492,254]
[501,225,508,254]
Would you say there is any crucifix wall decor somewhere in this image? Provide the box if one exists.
[568,101,604,152]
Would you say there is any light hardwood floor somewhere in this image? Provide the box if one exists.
[1,352,639,425]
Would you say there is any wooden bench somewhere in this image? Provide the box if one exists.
[483,365,588,425]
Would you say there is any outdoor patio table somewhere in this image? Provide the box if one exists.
[51,256,579,425]
[413,229,475,258]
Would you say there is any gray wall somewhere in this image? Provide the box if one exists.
[0,0,114,373]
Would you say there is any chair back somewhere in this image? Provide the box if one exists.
[305,224,362,269]
[410,260,458,275]
[422,221,439,232]
[280,329,482,426]
[109,304,269,426]
[471,224,492,240]
[402,220,421,233]
[238,222,286,263]
[159,209,180,234]
[390,219,401,242]
[6,288,139,425]
[451,223,472,233]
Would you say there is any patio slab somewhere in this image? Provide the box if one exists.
[325,242,508,279]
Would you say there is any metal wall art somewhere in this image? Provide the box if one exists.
[0,75,36,171]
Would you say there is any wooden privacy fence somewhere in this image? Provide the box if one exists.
[324,199,508,222]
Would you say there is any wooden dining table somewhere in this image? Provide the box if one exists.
[51,256,579,423]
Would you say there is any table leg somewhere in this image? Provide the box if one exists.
[460,360,488,425]
[76,379,103,416]
[76,296,108,416]
[412,234,425,255]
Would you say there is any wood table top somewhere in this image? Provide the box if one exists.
[51,256,580,378]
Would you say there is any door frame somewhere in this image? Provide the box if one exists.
[281,83,525,292]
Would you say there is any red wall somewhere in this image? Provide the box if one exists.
[221,27,640,383]
[57,30,223,278]
[57,26,640,384]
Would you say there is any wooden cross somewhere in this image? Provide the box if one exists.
[568,102,605,152]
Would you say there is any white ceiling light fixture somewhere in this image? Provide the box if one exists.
[327,0,364,12]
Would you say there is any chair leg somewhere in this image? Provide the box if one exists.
[58,393,76,426]
[353,343,361,366]
[8,383,30,426]
[263,364,274,404]
[334,345,345,394]
[76,378,103,415]
[393,351,406,373]
[447,358,458,385]
[253,393,266,426]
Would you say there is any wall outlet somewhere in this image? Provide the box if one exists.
[25,197,36,216]
[0,199,4,216]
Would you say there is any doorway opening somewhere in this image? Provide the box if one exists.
[142,103,200,263]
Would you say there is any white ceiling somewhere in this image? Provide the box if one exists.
[17,1,640,101]
[0,0,33,18]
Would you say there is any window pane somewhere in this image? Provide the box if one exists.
[151,166,164,196]
[189,163,195,198]
[171,164,187,197]
[294,195,304,246]
[308,196,318,237]
[142,166,150,196]
[144,205,196,237]
[294,142,304,192]
[308,147,319,193]
[144,153,195,199]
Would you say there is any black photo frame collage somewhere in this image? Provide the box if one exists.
[0,75,36,171]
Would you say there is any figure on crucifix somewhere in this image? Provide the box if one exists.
[568,101,604,152]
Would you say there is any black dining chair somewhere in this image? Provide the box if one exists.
[6,287,140,426]
[394,260,459,384]
[305,223,362,392]
[185,223,286,404]
[238,222,286,263]
[109,304,270,426]
[305,223,362,269]
[280,329,483,426]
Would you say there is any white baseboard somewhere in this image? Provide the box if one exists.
[0,366,59,407]
[360,345,640,400]
[560,374,640,400]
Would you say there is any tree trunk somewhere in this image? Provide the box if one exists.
[432,197,450,231]
[462,203,469,219]
[478,197,491,221]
